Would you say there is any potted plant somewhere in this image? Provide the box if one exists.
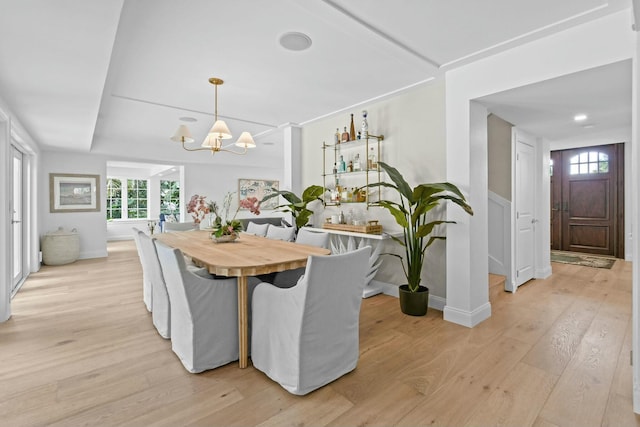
[363,162,473,316]
[259,185,325,229]
[209,192,261,242]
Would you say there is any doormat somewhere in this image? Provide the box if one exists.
[550,251,616,269]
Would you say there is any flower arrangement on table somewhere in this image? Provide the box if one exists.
[209,192,261,240]
[186,194,210,224]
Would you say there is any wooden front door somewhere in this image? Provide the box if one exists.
[550,143,624,257]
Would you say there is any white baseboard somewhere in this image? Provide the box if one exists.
[107,235,135,242]
[381,282,399,298]
[536,265,552,279]
[363,279,385,298]
[443,302,492,327]
[79,250,108,260]
[428,294,446,311]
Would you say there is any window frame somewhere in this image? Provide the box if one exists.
[568,150,609,176]
[106,176,150,221]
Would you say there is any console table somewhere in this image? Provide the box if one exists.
[305,227,398,298]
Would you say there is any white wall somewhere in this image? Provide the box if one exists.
[445,9,635,327]
[300,78,450,299]
[182,162,284,221]
[40,151,109,259]
[632,29,640,413]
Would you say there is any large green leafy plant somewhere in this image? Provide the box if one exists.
[365,162,473,292]
[260,185,325,229]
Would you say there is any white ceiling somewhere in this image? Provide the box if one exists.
[479,59,632,147]
[0,0,632,169]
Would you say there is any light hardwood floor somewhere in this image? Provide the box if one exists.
[1,240,639,426]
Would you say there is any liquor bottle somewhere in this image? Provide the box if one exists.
[334,128,340,145]
[361,110,369,139]
[353,153,361,171]
[341,126,349,143]
[368,146,377,170]
[332,162,337,175]
[349,113,356,141]
[347,160,353,173]
[338,155,346,173]
[338,210,345,224]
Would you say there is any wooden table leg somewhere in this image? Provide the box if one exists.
[237,275,248,368]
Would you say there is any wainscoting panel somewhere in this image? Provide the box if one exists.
[488,191,512,289]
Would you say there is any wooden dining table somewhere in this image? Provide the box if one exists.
[155,230,330,368]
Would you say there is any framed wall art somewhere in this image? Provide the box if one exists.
[238,178,279,210]
[50,173,100,213]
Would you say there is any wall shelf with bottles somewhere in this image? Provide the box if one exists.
[321,133,384,209]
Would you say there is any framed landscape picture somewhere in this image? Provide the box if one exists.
[238,178,279,210]
[50,173,100,213]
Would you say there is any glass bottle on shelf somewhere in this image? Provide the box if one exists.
[353,153,361,171]
[332,162,337,175]
[338,155,346,173]
[334,128,340,145]
[368,146,377,170]
[347,160,353,173]
[341,126,349,143]
[361,110,369,139]
[349,113,356,141]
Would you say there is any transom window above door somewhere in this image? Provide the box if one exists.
[569,151,609,175]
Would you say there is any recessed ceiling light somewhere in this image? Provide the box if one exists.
[179,116,197,122]
[279,32,312,51]
[574,114,588,122]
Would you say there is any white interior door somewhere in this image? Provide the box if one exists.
[10,146,24,293]
[514,130,536,288]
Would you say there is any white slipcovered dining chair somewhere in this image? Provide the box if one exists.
[295,228,330,249]
[138,233,171,339]
[163,222,198,232]
[245,221,269,237]
[270,228,331,288]
[155,240,239,373]
[265,225,296,242]
[251,246,371,395]
[132,228,152,312]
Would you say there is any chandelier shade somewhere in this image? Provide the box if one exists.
[170,77,256,156]
[235,131,256,148]
[170,124,195,143]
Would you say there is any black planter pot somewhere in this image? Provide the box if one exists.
[398,284,429,316]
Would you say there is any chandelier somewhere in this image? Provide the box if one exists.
[170,77,256,155]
